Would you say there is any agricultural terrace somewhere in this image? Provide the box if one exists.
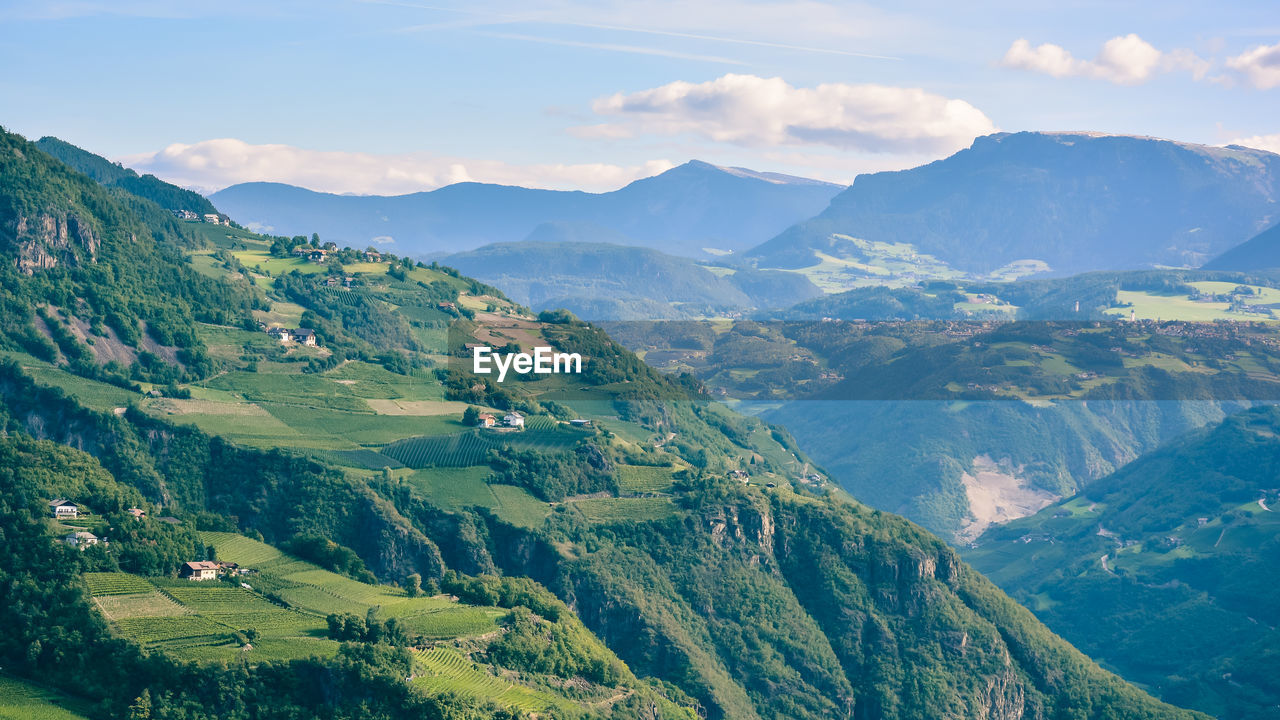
[80,534,508,665]
[413,647,582,714]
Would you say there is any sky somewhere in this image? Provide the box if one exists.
[1,0,1278,195]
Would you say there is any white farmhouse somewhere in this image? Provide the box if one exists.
[64,531,100,549]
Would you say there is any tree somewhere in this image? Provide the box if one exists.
[462,406,481,426]
[128,689,152,720]
[404,573,422,598]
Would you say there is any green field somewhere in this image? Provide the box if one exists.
[0,676,92,720]
[570,497,677,524]
[84,571,155,596]
[616,465,678,493]
[262,403,460,445]
[1108,283,1280,322]
[490,485,551,528]
[2,353,139,412]
[407,466,497,509]
[83,534,509,664]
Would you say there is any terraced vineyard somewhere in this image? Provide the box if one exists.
[571,497,678,525]
[383,426,590,468]
[83,571,154,596]
[383,430,496,467]
[199,532,503,637]
[394,606,506,639]
[616,465,678,493]
[81,533,508,664]
[412,647,572,713]
[157,582,323,635]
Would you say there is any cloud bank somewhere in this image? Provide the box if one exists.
[121,139,675,195]
[1001,34,1208,85]
[575,74,996,155]
[1225,42,1280,90]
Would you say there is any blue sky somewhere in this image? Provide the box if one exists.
[2,0,1277,193]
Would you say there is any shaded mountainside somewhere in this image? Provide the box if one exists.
[439,241,821,320]
[208,160,842,258]
[0,125,1201,718]
[1202,222,1280,271]
[966,406,1280,720]
[746,132,1280,276]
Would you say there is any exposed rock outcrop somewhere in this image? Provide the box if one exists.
[7,212,99,274]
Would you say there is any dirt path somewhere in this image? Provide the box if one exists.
[1099,554,1114,574]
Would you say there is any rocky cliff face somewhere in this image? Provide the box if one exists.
[7,212,99,274]
[476,489,1177,720]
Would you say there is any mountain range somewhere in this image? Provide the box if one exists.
[208,160,842,258]
[745,132,1280,277]
[0,125,1208,719]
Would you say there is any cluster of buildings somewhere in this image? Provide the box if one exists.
[476,411,524,429]
[170,209,230,226]
[266,326,318,347]
[48,497,258,581]
[179,560,253,581]
[295,247,330,263]
[291,247,384,265]
[50,500,148,550]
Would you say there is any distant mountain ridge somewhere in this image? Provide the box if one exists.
[746,131,1280,277]
[208,160,842,258]
[438,240,821,319]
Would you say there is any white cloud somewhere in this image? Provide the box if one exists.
[1227,133,1280,154]
[1225,42,1280,89]
[120,138,675,194]
[1001,34,1208,85]
[575,74,996,155]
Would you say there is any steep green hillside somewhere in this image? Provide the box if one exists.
[34,136,219,216]
[0,128,260,386]
[746,132,1280,280]
[966,407,1280,720]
